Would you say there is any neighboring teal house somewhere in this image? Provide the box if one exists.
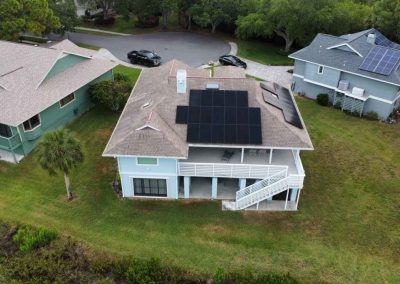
[0,40,117,163]
[104,60,313,211]
[289,29,400,119]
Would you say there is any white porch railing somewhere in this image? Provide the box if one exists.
[178,162,288,179]
[236,174,290,210]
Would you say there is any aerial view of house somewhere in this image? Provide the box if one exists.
[0,40,117,163]
[1,0,400,282]
[290,29,400,119]
[103,60,313,211]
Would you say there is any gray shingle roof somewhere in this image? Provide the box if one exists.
[0,40,118,127]
[289,29,400,86]
[103,60,313,158]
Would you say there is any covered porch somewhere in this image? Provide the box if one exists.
[179,147,302,177]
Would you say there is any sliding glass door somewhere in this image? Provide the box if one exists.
[133,178,167,197]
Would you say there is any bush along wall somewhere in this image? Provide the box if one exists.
[316,93,330,106]
[0,222,301,283]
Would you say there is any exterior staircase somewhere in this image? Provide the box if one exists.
[222,169,290,210]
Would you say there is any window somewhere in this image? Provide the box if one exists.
[133,178,167,197]
[59,93,75,107]
[0,123,12,138]
[137,157,158,165]
[318,65,324,74]
[23,114,41,131]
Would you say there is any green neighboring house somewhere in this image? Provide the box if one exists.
[0,39,117,163]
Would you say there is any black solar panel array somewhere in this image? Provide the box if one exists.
[176,89,262,145]
[261,83,303,129]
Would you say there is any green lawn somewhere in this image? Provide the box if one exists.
[113,65,141,85]
[0,98,399,283]
[76,42,100,50]
[237,40,294,66]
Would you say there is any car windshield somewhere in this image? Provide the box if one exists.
[229,56,238,63]
[144,51,157,58]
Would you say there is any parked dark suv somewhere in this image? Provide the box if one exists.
[127,50,161,67]
[219,55,247,68]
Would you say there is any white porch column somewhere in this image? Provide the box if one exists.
[184,176,191,198]
[269,149,273,164]
[295,188,302,209]
[238,178,246,189]
[241,148,244,163]
[211,177,218,199]
[290,188,298,202]
[284,189,290,210]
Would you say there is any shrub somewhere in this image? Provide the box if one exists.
[316,93,329,106]
[113,73,130,82]
[94,16,116,26]
[13,225,57,253]
[364,111,379,121]
[89,78,131,112]
[126,258,164,284]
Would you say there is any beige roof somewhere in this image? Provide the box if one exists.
[0,40,118,127]
[104,60,313,158]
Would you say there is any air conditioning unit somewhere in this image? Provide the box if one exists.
[337,80,349,91]
[352,87,364,97]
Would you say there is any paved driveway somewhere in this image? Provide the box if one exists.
[65,32,231,67]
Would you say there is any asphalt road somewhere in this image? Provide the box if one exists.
[64,32,231,67]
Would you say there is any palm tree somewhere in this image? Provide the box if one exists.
[36,129,84,200]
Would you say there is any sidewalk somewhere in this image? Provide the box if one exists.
[212,42,293,88]
[75,27,131,36]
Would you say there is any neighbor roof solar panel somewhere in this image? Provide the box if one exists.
[359,46,400,76]
[177,89,262,145]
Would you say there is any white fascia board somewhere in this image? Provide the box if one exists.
[289,57,400,87]
[327,43,363,57]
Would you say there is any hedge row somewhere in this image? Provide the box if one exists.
[0,222,300,283]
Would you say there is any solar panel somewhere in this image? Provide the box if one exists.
[177,89,262,145]
[261,83,303,129]
[236,91,248,107]
[188,107,200,123]
[189,90,201,106]
[176,106,188,124]
[237,108,249,124]
[359,46,400,76]
[200,107,212,123]
[187,124,200,142]
[375,31,392,47]
[225,90,236,107]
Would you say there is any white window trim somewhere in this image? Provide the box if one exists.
[23,114,41,132]
[136,157,159,166]
[59,92,76,108]
[317,65,324,75]
[130,176,169,198]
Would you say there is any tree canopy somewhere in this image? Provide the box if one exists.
[0,0,60,40]
[48,0,79,34]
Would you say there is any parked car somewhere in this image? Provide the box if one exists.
[219,55,247,68]
[127,50,161,67]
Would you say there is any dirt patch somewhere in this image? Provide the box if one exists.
[0,223,19,257]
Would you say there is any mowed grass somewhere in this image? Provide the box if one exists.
[0,98,399,283]
[76,42,101,50]
[113,65,142,85]
[237,40,294,66]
